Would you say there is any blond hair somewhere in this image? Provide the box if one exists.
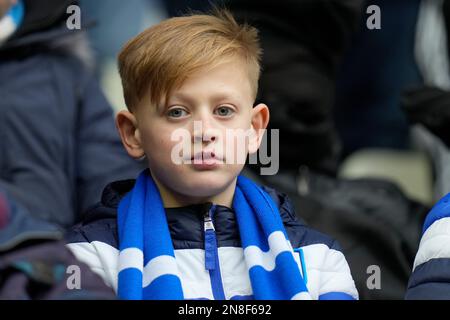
[118,9,262,111]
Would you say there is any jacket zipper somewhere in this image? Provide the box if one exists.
[203,204,226,299]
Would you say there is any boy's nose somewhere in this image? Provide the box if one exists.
[192,119,218,144]
[193,128,217,143]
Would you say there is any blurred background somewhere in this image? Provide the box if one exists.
[1,0,450,300]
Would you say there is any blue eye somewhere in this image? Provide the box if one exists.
[215,106,234,117]
[168,108,188,118]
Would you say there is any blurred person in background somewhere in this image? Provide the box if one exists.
[404,0,450,299]
[0,0,143,229]
[0,187,116,299]
[405,192,450,299]
[79,0,167,111]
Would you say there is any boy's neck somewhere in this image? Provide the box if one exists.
[151,174,237,209]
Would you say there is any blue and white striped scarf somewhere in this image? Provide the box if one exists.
[0,0,24,45]
[117,169,311,300]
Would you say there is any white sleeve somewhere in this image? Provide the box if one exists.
[317,246,359,300]
[66,241,119,293]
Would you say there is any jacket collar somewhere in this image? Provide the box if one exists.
[94,179,242,248]
[80,178,304,249]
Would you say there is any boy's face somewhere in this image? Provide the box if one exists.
[117,59,269,206]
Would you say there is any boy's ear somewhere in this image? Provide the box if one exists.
[248,103,270,154]
[115,110,145,159]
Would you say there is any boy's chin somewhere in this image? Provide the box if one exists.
[179,173,235,196]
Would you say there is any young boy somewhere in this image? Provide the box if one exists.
[66,10,358,300]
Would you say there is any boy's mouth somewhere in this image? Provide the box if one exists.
[190,151,224,167]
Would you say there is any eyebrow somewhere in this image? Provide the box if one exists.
[170,90,243,105]
[169,92,197,105]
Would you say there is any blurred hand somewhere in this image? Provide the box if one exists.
[0,0,17,19]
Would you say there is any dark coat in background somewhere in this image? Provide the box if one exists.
[0,0,143,228]
[257,169,429,300]
[0,190,115,299]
